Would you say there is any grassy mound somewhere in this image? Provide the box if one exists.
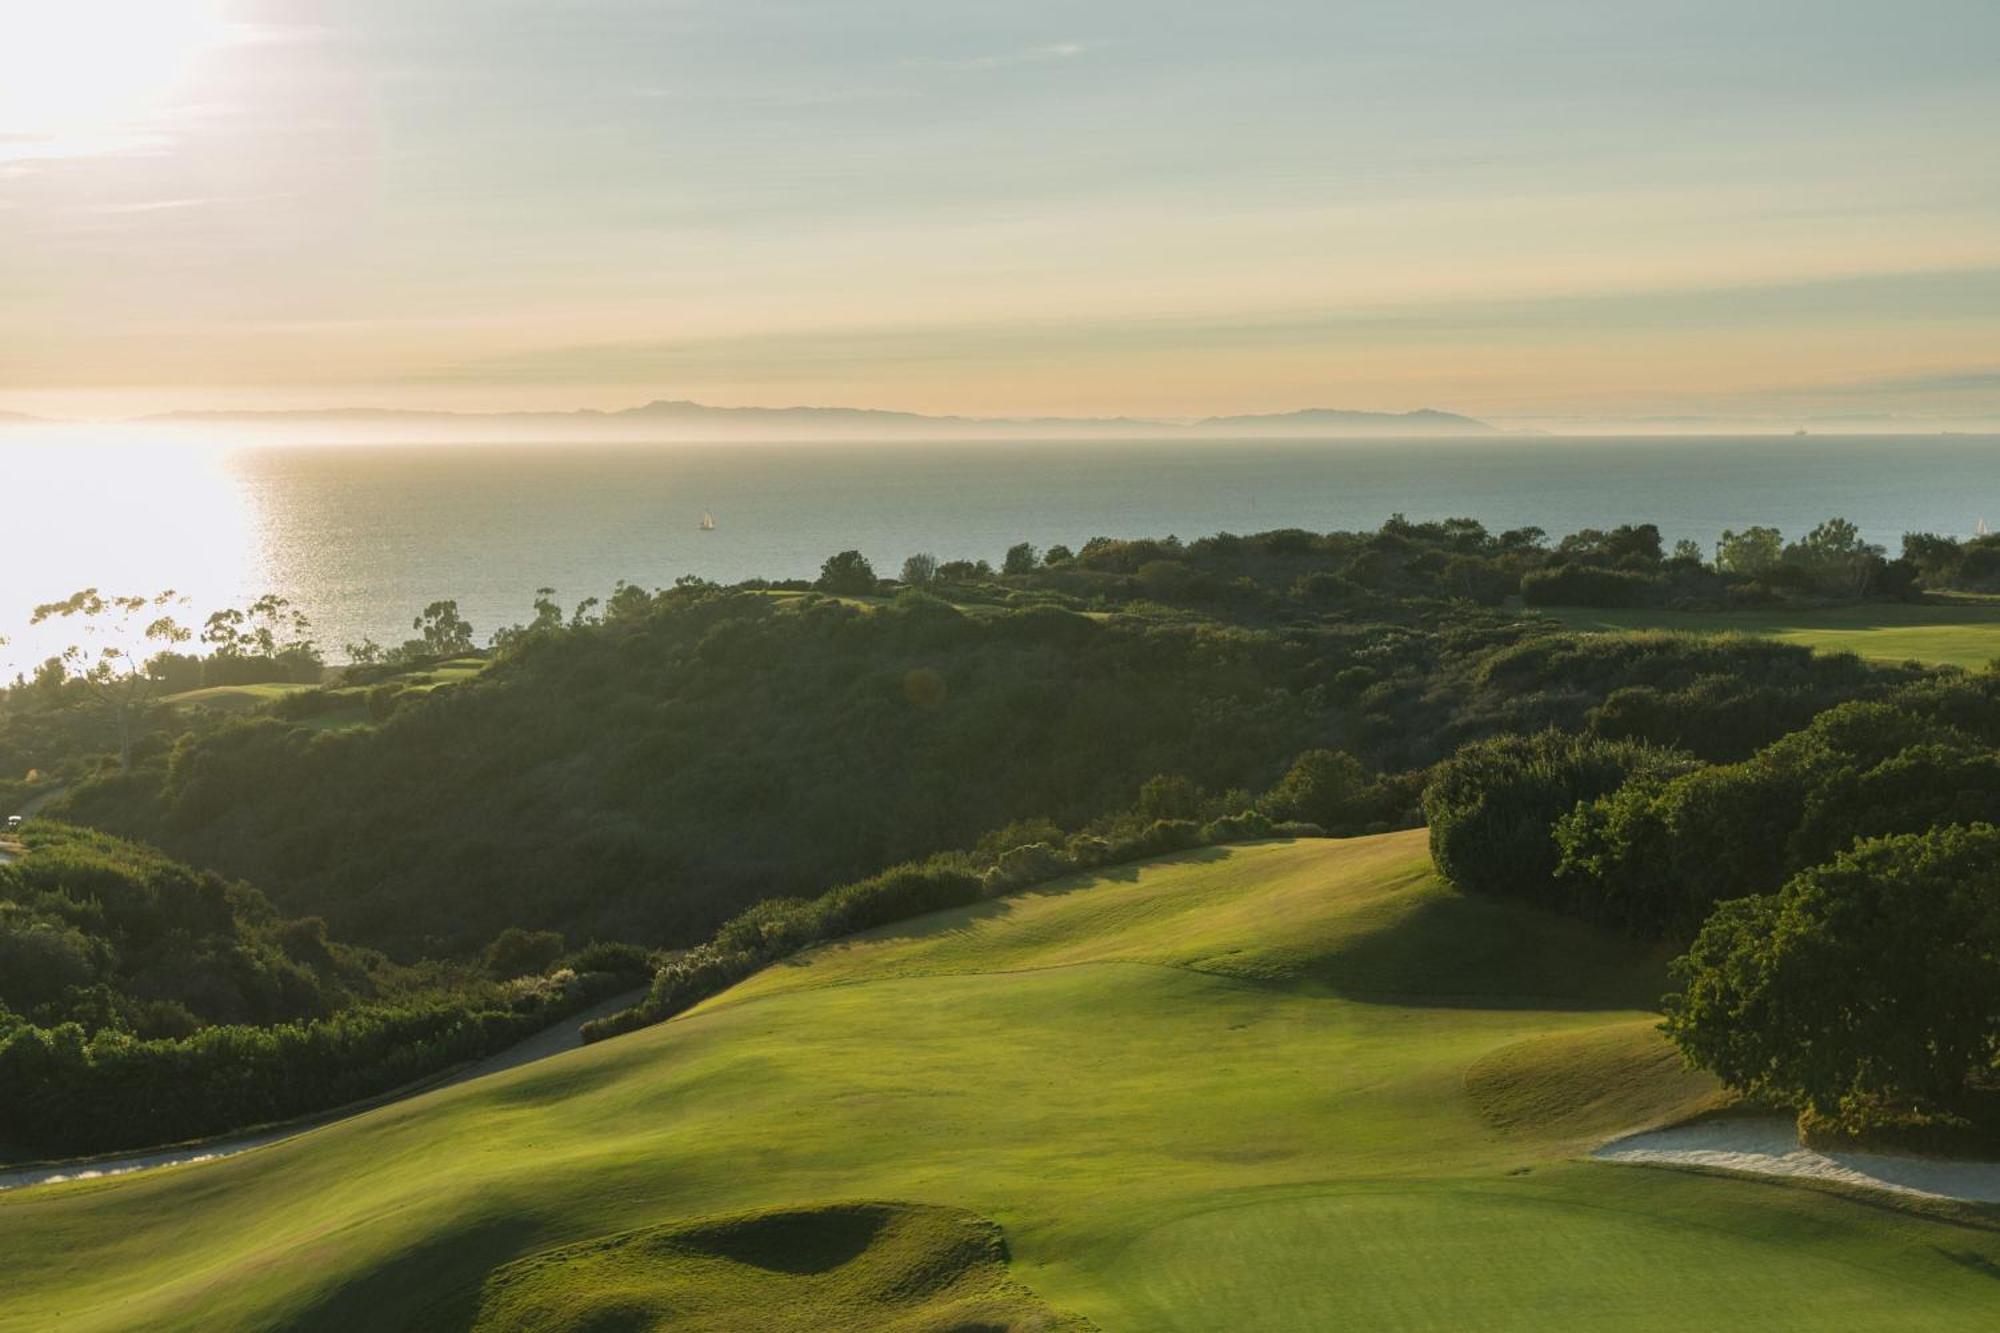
[1464,1019,1726,1148]
[467,1201,1090,1332]
[717,834,1668,1012]
[6,831,2000,1331]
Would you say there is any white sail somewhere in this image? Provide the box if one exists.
[700,509,716,531]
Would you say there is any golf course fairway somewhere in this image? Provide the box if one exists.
[4,831,1999,1330]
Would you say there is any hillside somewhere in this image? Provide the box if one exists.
[50,572,1920,957]
[5,832,1996,1331]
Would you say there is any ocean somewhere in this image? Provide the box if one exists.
[1,433,1996,673]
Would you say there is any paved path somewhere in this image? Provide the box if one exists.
[0,987,644,1192]
[0,785,65,864]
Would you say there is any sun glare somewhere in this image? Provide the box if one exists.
[0,0,230,157]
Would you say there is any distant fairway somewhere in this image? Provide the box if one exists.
[161,657,491,730]
[1536,599,2000,669]
[4,833,1998,1331]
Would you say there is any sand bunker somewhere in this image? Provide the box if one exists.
[1594,1115,2000,1204]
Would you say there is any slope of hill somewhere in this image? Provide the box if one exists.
[4,831,1996,1331]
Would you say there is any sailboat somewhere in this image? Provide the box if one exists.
[1978,517,1990,538]
[699,509,716,532]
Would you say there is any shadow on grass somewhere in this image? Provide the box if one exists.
[1935,1246,2000,1281]
[295,1214,546,1333]
[1307,886,1672,1013]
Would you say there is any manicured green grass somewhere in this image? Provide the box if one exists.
[465,1201,1086,1332]
[159,680,320,712]
[3,833,1996,1331]
[1536,600,2000,670]
[162,657,491,729]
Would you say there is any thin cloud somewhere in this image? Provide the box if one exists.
[906,43,1086,72]
[80,193,297,216]
[1837,367,2000,395]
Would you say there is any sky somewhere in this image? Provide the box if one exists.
[3,0,1999,427]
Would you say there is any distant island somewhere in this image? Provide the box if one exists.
[0,398,1503,443]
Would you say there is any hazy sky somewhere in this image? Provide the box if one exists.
[4,0,1999,424]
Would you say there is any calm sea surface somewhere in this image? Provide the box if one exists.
[2,434,1997,673]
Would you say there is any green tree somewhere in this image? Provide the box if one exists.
[1784,517,1883,597]
[203,594,315,661]
[1665,824,2000,1128]
[411,600,476,657]
[1003,542,1041,576]
[1261,749,1367,828]
[604,580,653,622]
[29,589,190,768]
[900,553,939,588]
[1715,526,1782,576]
[1136,773,1203,822]
[483,927,567,979]
[817,550,878,596]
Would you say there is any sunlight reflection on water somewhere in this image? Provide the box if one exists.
[0,436,258,675]
[3,431,1998,680]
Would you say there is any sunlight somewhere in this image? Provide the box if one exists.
[0,0,231,159]
[0,431,253,679]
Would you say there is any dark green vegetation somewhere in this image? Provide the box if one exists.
[0,822,366,1037]
[38,522,1935,958]
[4,513,1992,1160]
[6,836,1998,1332]
[1426,670,2000,1141]
[0,824,648,1157]
[1668,824,2000,1144]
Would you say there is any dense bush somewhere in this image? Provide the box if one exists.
[1423,730,1694,908]
[1557,699,2000,938]
[483,927,567,979]
[0,823,369,1035]
[0,967,632,1156]
[35,517,1937,957]
[1521,566,1663,608]
[1664,824,2000,1130]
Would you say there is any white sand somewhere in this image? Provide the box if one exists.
[1593,1115,2000,1203]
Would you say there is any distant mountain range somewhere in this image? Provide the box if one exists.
[0,399,1503,441]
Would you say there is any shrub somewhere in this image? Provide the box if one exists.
[1199,809,1274,843]
[1521,566,1664,608]
[483,927,566,979]
[817,550,878,595]
[1113,819,1203,862]
[820,858,983,935]
[559,940,655,980]
[1423,730,1693,907]
[987,842,1070,893]
[1664,824,2000,1129]
[1260,749,1367,829]
[0,969,628,1156]
[1555,759,1800,937]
